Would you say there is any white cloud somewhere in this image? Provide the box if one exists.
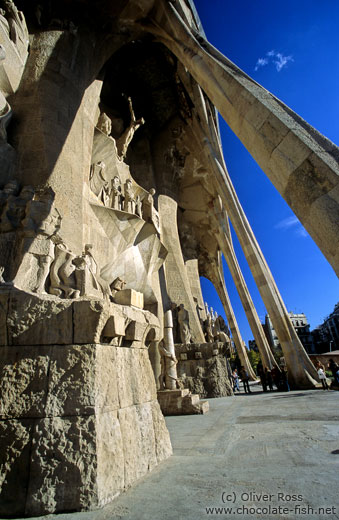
[273,52,294,72]
[255,57,269,71]
[275,216,308,238]
[254,50,294,72]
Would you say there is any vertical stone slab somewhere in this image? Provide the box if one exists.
[158,194,204,342]
[11,31,104,253]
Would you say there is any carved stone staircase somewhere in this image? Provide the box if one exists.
[157,388,209,416]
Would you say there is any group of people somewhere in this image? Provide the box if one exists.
[232,357,339,394]
[316,358,339,391]
[232,367,252,394]
[231,364,290,394]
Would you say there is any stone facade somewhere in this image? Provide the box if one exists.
[0,0,337,515]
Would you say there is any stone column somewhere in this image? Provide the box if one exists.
[203,254,257,381]
[150,1,339,277]
[206,149,318,388]
[163,309,178,389]
[210,201,278,370]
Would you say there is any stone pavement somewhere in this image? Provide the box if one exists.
[11,387,339,520]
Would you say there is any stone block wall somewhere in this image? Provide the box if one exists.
[0,290,172,517]
[175,342,233,398]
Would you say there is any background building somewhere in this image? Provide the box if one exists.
[312,302,339,353]
[264,312,315,354]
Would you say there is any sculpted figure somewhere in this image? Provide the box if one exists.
[123,179,135,213]
[135,195,142,218]
[158,340,178,390]
[0,180,19,217]
[0,185,35,232]
[110,276,126,297]
[82,244,111,300]
[22,188,61,237]
[2,0,28,62]
[4,0,25,42]
[109,175,121,210]
[142,188,160,231]
[204,312,214,343]
[116,96,145,160]
[89,161,110,206]
[49,239,79,298]
[170,301,180,343]
[97,112,112,136]
[177,303,192,344]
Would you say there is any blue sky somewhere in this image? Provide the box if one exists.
[194,0,339,345]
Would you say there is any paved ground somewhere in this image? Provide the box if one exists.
[16,387,339,520]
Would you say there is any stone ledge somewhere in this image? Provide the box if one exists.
[0,289,160,347]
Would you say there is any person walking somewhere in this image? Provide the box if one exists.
[271,366,280,390]
[265,368,274,391]
[232,368,240,393]
[317,366,329,390]
[280,366,290,392]
[240,366,251,394]
[328,359,339,387]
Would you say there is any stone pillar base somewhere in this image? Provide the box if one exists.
[157,389,209,416]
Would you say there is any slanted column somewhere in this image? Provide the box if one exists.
[151,1,339,276]
[207,151,318,388]
[210,200,278,370]
[205,255,256,381]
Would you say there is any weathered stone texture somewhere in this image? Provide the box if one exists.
[7,290,73,346]
[0,341,172,515]
[25,415,98,517]
[175,342,233,398]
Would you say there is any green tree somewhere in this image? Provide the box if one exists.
[247,350,261,373]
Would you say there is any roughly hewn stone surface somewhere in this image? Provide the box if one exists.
[25,415,98,517]
[7,289,73,346]
[157,389,209,415]
[0,339,171,516]
[175,342,233,398]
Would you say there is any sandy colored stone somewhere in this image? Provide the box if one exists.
[25,415,98,516]
[150,400,173,463]
[118,402,157,488]
[116,347,156,409]
[96,411,125,506]
[0,419,32,517]
[114,288,144,309]
[45,344,97,417]
[7,290,73,346]
[73,299,110,344]
[0,345,50,418]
